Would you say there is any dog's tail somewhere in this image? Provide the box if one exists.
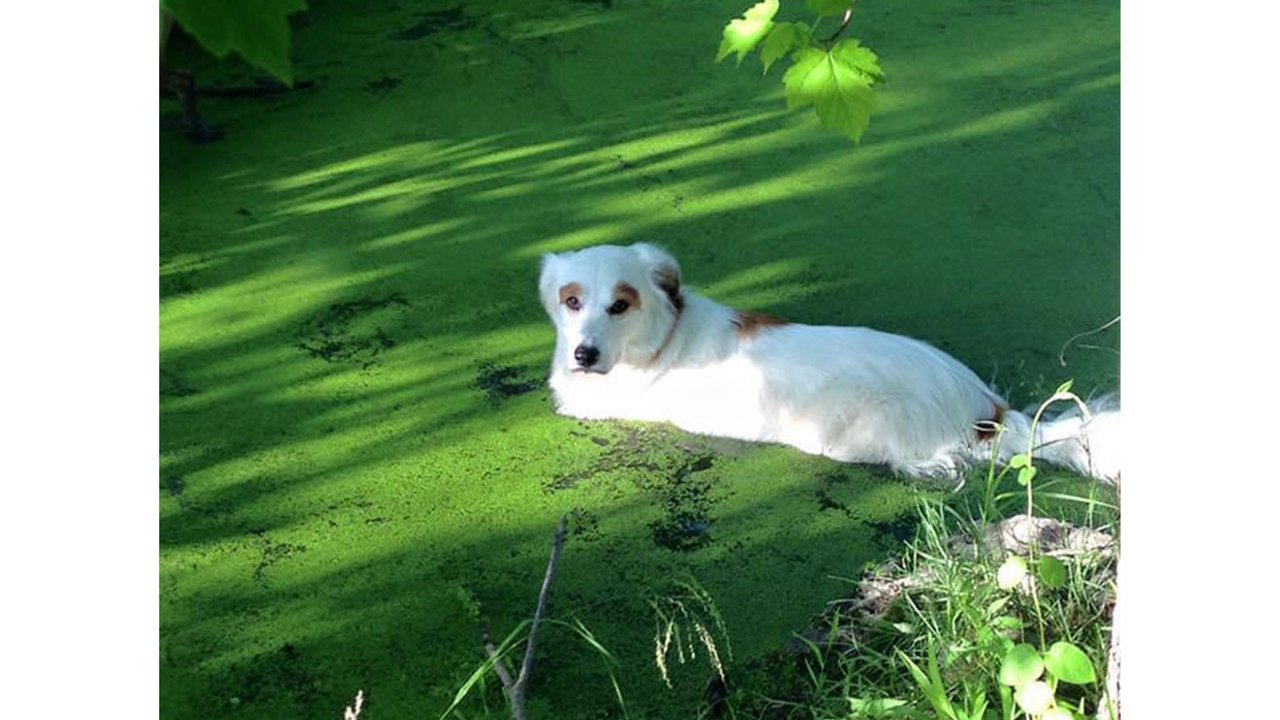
[984,395,1120,484]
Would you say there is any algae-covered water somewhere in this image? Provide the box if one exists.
[160,0,1119,717]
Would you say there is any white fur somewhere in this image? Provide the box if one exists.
[539,243,1119,483]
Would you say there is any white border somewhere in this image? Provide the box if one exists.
[2,3,158,716]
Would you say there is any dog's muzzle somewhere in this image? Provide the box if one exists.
[574,344,601,369]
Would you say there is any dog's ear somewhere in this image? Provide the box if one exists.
[538,253,563,317]
[632,243,683,311]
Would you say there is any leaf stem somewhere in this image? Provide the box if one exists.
[821,2,856,46]
[1022,390,1091,651]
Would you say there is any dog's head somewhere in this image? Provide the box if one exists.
[539,243,683,374]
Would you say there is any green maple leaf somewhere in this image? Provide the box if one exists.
[163,0,308,85]
[716,0,780,65]
[782,39,882,143]
[760,22,810,75]
[831,38,883,81]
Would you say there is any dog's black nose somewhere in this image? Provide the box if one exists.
[574,345,600,367]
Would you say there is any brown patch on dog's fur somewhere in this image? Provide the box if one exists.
[614,282,641,310]
[973,404,1006,441]
[653,265,683,313]
[559,282,582,305]
[732,310,789,338]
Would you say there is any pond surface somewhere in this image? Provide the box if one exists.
[160,0,1119,716]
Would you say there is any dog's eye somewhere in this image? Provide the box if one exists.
[564,296,581,311]
[607,299,630,316]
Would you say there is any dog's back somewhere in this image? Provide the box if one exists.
[742,323,1004,475]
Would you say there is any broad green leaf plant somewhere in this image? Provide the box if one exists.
[717,0,883,143]
[161,0,308,85]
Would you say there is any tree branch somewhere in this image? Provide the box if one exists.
[477,515,569,720]
[483,626,518,703]
[514,516,569,707]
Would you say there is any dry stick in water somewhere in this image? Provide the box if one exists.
[1058,316,1120,367]
[485,515,569,720]
[483,628,518,706]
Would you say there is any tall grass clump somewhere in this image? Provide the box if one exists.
[744,383,1119,720]
[650,577,734,692]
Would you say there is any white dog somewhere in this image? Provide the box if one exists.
[539,243,1119,483]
